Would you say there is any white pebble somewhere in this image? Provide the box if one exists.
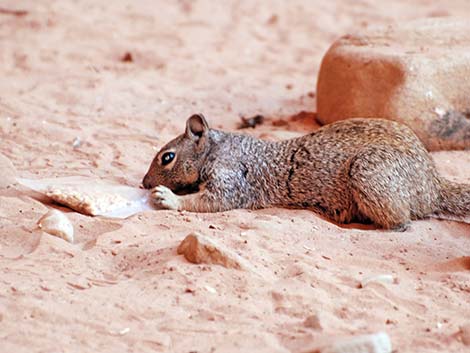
[322,332,392,353]
[204,285,217,294]
[119,327,130,335]
[108,327,131,336]
[72,137,81,148]
[38,209,74,243]
[361,274,395,288]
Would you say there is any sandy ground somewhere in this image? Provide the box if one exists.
[1,1,470,352]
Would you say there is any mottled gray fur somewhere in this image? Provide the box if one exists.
[143,114,470,230]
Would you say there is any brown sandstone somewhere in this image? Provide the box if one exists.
[317,18,470,151]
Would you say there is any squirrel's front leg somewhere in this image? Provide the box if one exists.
[151,185,228,213]
[151,185,183,210]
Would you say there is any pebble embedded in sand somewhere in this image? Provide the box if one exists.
[38,209,74,243]
[320,332,392,353]
[360,274,396,288]
[317,18,470,151]
[177,232,243,269]
[303,314,323,331]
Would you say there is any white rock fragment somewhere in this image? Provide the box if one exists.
[360,274,395,288]
[119,327,130,335]
[303,244,316,252]
[72,137,81,148]
[108,327,131,336]
[204,285,217,294]
[38,209,74,243]
[177,232,245,270]
[321,332,392,353]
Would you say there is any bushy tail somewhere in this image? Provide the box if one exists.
[434,180,470,223]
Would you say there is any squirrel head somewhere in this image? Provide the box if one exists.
[142,114,210,192]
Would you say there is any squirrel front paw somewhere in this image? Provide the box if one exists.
[151,185,181,210]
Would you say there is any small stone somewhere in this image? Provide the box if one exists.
[38,209,74,243]
[360,274,395,288]
[266,14,278,25]
[72,137,81,148]
[317,18,470,151]
[460,324,470,346]
[177,232,243,269]
[320,332,392,353]
[121,52,133,63]
[303,244,315,252]
[303,314,323,331]
[119,327,130,335]
[204,285,217,294]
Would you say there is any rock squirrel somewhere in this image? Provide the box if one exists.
[142,114,470,231]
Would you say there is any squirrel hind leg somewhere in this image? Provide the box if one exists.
[351,186,411,231]
[347,148,415,231]
[348,165,412,231]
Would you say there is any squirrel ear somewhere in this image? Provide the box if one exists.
[185,113,209,140]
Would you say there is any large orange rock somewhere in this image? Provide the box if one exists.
[317,18,470,151]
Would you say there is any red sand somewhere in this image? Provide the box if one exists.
[1,1,469,352]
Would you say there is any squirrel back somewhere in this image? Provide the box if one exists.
[143,114,470,230]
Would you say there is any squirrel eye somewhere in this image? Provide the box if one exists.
[161,152,175,166]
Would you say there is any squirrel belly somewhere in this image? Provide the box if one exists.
[143,114,470,231]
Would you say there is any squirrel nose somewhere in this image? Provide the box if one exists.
[142,175,152,189]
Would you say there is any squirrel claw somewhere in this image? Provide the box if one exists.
[151,185,181,210]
